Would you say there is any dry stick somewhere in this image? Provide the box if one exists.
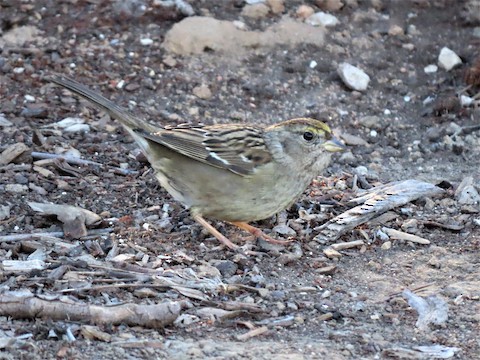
[379,283,438,304]
[236,326,269,341]
[59,283,170,294]
[0,290,184,329]
[31,151,138,175]
[0,228,114,243]
[315,180,444,242]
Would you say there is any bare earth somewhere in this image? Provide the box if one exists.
[0,0,479,359]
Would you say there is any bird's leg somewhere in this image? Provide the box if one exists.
[193,214,239,250]
[230,222,293,245]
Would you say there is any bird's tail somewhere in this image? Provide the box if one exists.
[48,74,159,133]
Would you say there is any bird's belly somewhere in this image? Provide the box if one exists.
[194,175,309,222]
[153,158,311,222]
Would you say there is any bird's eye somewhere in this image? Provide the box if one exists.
[303,131,315,141]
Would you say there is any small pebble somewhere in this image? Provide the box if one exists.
[321,290,331,298]
[354,165,368,176]
[358,115,383,130]
[457,185,480,205]
[14,174,28,184]
[460,95,473,107]
[213,260,238,277]
[0,205,10,221]
[241,3,270,18]
[424,64,438,74]
[233,20,248,30]
[407,24,420,35]
[376,229,389,241]
[388,24,404,36]
[306,12,339,27]
[316,0,344,12]
[337,63,370,91]
[0,114,12,127]
[267,0,285,14]
[438,47,462,71]
[193,84,212,100]
[473,27,480,38]
[381,241,392,250]
[5,184,29,193]
[140,38,153,46]
[338,151,356,164]
[401,219,418,233]
[296,5,314,19]
[64,124,90,133]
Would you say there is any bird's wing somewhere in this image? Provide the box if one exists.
[135,124,272,176]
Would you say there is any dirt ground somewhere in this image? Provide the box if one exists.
[1,0,479,359]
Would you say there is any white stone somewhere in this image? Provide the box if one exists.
[52,117,85,129]
[457,185,480,205]
[306,12,339,27]
[423,96,435,105]
[309,60,317,69]
[0,114,12,127]
[64,124,90,133]
[460,95,473,107]
[424,64,438,74]
[438,47,462,71]
[354,166,368,176]
[24,95,35,102]
[140,38,153,46]
[0,205,11,220]
[233,20,247,30]
[5,184,28,193]
[337,63,370,91]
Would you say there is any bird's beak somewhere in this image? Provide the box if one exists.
[323,137,346,152]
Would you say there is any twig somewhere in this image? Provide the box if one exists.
[315,180,444,242]
[382,227,431,245]
[0,164,32,172]
[31,152,138,175]
[236,326,269,341]
[0,228,114,243]
[0,289,183,329]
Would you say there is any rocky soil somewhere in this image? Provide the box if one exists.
[1,0,479,359]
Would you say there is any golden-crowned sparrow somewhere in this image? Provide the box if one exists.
[48,75,345,249]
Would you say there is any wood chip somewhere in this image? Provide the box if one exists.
[323,248,342,258]
[0,143,30,165]
[330,240,364,250]
[28,202,102,239]
[236,326,269,341]
[382,227,430,245]
[317,312,333,321]
[315,180,444,242]
[80,325,112,342]
[33,165,55,178]
[2,259,46,272]
[315,265,337,275]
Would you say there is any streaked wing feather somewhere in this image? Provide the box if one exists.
[134,125,272,176]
